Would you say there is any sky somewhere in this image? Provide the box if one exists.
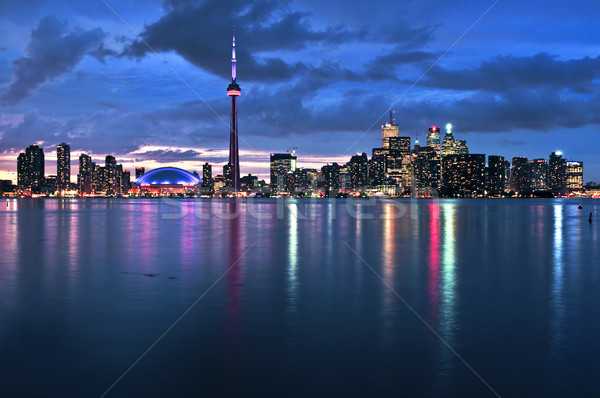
[0,0,598,183]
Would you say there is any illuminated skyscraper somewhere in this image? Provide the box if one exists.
[426,126,441,157]
[528,158,548,191]
[227,28,241,191]
[549,152,567,196]
[566,160,583,193]
[17,144,45,190]
[78,153,93,195]
[348,152,368,189]
[270,153,297,193]
[487,155,507,196]
[441,124,468,157]
[510,157,530,194]
[57,143,70,191]
[381,109,399,149]
[441,154,485,197]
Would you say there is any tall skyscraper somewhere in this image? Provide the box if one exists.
[227,28,241,192]
[441,124,468,157]
[105,155,117,194]
[202,162,213,193]
[270,153,297,193]
[549,152,567,196]
[57,143,70,191]
[426,126,441,157]
[17,144,45,191]
[348,152,368,189]
[487,155,507,196]
[78,154,93,195]
[381,109,399,149]
[566,160,583,193]
[510,157,530,194]
[528,158,548,191]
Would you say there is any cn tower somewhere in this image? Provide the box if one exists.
[227,28,241,192]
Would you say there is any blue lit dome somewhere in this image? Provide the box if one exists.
[135,167,201,186]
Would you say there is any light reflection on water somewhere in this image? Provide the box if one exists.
[0,198,599,397]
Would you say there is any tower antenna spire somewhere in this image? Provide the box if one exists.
[231,27,237,82]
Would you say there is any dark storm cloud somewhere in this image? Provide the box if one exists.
[422,53,600,93]
[2,16,107,105]
[394,87,600,134]
[122,0,359,82]
[365,49,437,80]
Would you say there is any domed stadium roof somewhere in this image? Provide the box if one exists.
[135,167,201,186]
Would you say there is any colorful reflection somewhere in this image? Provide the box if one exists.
[549,204,565,356]
[287,203,299,313]
[427,203,441,326]
[440,202,457,343]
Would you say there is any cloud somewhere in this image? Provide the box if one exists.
[422,53,600,93]
[2,16,107,105]
[122,0,361,83]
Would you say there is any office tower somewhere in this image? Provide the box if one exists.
[17,144,45,190]
[413,146,440,191]
[381,109,399,149]
[549,152,567,196]
[270,153,297,193]
[226,29,241,191]
[17,153,27,188]
[566,161,583,193]
[202,162,213,193]
[441,154,486,197]
[77,154,93,195]
[339,165,351,191]
[321,163,340,194]
[103,155,116,194]
[441,124,468,157]
[426,126,441,158]
[369,153,386,186]
[487,155,506,196]
[528,159,548,191]
[348,152,368,189]
[122,171,131,194]
[510,157,530,194]
[56,143,70,191]
[135,167,145,179]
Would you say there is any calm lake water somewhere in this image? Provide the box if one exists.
[0,198,599,397]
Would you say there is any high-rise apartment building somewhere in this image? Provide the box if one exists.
[510,157,530,194]
[549,152,567,196]
[566,160,583,193]
[528,158,548,191]
[56,143,70,191]
[487,155,507,196]
[17,144,45,190]
[77,154,93,195]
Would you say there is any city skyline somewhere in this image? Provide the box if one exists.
[0,1,599,182]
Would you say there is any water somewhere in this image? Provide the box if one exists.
[0,198,599,397]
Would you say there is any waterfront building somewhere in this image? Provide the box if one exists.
[487,155,507,196]
[441,154,486,197]
[348,152,368,189]
[549,152,567,196]
[566,160,583,193]
[270,153,297,193]
[56,143,70,191]
[510,157,530,194]
[17,144,45,191]
[529,158,548,191]
[77,154,93,195]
